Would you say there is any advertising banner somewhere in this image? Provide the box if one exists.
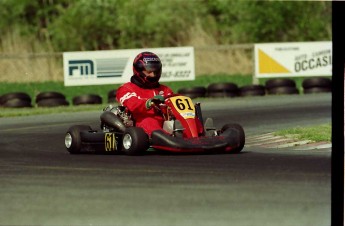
[63,46,195,86]
[254,41,332,79]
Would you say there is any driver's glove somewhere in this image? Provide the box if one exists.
[145,95,164,109]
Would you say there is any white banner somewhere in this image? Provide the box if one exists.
[254,41,332,78]
[63,46,195,86]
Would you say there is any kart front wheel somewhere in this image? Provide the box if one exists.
[121,127,149,156]
[221,123,245,153]
[65,125,92,154]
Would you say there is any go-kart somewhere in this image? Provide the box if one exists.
[64,95,245,155]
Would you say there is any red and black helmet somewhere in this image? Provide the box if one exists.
[133,52,162,88]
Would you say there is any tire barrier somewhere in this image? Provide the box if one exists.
[302,77,332,94]
[0,92,32,108]
[207,83,239,98]
[108,89,117,103]
[72,94,102,105]
[177,87,207,99]
[303,87,332,94]
[266,86,299,95]
[35,91,69,107]
[37,98,69,107]
[239,85,266,97]
[265,78,299,95]
[1,77,332,109]
[265,78,296,89]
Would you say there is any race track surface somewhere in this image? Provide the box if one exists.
[0,94,331,226]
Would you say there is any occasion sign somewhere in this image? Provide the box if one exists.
[63,46,195,86]
[254,41,332,78]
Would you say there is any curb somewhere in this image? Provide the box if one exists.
[246,133,331,151]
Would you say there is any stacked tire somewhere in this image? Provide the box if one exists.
[36,91,69,107]
[239,85,266,97]
[207,83,239,98]
[177,87,207,99]
[108,89,117,103]
[0,92,32,108]
[302,77,331,94]
[265,78,299,95]
[73,94,102,105]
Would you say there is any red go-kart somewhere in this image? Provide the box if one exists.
[64,95,245,155]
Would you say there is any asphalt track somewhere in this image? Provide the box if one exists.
[0,93,331,226]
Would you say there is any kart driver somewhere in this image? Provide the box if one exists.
[116,51,174,136]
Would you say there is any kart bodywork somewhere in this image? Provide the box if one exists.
[64,95,245,155]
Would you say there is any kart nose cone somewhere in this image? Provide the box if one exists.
[65,133,72,148]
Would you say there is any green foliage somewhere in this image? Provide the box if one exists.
[48,0,124,51]
[0,0,331,51]
[201,1,331,44]
[0,0,70,38]
[116,0,203,48]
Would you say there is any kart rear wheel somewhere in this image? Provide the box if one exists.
[65,125,92,154]
[121,127,149,156]
[221,123,245,153]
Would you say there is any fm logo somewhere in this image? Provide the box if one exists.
[68,60,94,76]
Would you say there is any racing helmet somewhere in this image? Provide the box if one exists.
[133,52,162,88]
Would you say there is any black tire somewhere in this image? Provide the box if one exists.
[108,89,117,103]
[207,91,238,98]
[35,91,66,103]
[121,127,149,156]
[221,123,245,153]
[178,92,204,99]
[178,86,207,94]
[0,92,31,105]
[178,87,207,98]
[302,77,332,89]
[267,86,299,95]
[65,125,92,154]
[303,87,332,94]
[37,98,69,107]
[207,83,239,92]
[2,98,32,108]
[73,94,102,105]
[239,85,266,97]
[265,78,296,89]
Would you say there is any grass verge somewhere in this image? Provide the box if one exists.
[274,124,331,143]
[0,104,104,117]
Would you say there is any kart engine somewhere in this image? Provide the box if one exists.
[101,105,134,131]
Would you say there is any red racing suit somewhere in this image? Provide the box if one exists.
[116,82,174,136]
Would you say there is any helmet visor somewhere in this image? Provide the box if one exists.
[143,58,162,72]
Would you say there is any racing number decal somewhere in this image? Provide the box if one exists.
[175,98,193,111]
[105,133,116,152]
[170,96,195,119]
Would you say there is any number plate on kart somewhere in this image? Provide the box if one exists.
[105,133,117,151]
[170,96,195,119]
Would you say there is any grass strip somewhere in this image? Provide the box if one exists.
[0,104,104,118]
[274,124,331,143]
